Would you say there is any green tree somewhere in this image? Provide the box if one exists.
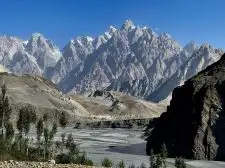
[0,84,12,136]
[101,157,113,167]
[150,149,163,168]
[160,143,168,168]
[150,149,155,168]
[60,133,66,153]
[49,122,58,159]
[59,112,68,129]
[36,118,43,155]
[50,122,57,140]
[117,160,125,168]
[2,97,12,126]
[0,84,6,135]
[43,127,49,160]
[42,122,58,160]
[156,155,162,168]
[175,157,186,168]
[17,106,37,136]
[65,133,74,149]
[5,122,14,151]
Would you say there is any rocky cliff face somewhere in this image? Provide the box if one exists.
[0,34,61,75]
[146,53,225,161]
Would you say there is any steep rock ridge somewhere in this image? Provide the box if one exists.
[25,33,62,71]
[47,36,95,84]
[0,36,23,62]
[146,53,225,160]
[0,34,61,75]
[10,50,42,75]
[49,26,117,84]
[148,44,224,102]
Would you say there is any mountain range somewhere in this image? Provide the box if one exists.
[0,20,223,102]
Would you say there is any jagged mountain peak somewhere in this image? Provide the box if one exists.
[104,26,117,40]
[184,41,198,52]
[184,40,197,47]
[0,35,21,41]
[31,32,44,39]
[0,20,223,104]
[108,26,117,33]
[121,19,136,31]
[28,33,55,47]
[199,43,213,50]
[158,32,172,39]
[74,36,94,46]
[25,33,62,70]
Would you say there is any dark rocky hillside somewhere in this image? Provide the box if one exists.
[146,53,225,161]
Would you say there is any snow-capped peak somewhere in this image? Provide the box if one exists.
[86,36,94,42]
[75,36,94,45]
[23,40,29,45]
[31,33,44,40]
[108,26,117,33]
[143,26,148,30]
[121,19,136,31]
[160,32,172,39]
[103,26,117,40]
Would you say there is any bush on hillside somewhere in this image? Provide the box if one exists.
[101,157,113,167]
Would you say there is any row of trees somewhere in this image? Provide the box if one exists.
[0,84,95,166]
[0,85,61,160]
[149,143,186,168]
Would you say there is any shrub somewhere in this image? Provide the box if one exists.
[140,163,147,168]
[175,157,186,168]
[129,164,135,168]
[101,157,113,167]
[117,160,125,168]
[84,158,94,166]
[56,152,93,166]
[55,153,71,164]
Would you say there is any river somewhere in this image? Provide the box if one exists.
[31,127,225,168]
[56,128,149,167]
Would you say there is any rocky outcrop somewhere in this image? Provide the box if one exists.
[146,53,225,161]
[71,90,166,121]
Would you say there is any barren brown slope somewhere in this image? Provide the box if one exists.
[0,73,166,123]
[0,72,91,122]
[70,90,166,120]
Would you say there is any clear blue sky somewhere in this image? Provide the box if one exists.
[0,0,224,49]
